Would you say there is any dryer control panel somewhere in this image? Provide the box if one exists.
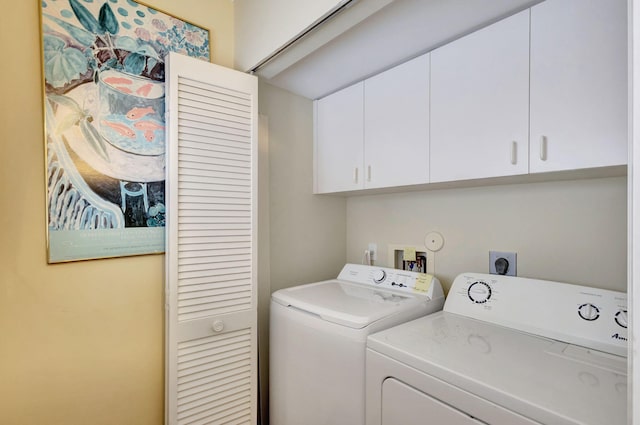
[337,264,444,300]
[445,273,628,357]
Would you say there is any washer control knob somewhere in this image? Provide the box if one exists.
[614,309,628,328]
[578,303,600,321]
[467,281,492,304]
[372,269,387,284]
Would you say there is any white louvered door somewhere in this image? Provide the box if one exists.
[165,52,258,425]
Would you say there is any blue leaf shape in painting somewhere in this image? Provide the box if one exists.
[123,52,146,75]
[44,13,95,46]
[43,34,89,87]
[114,35,138,52]
[69,0,101,33]
[136,43,159,59]
[98,3,119,35]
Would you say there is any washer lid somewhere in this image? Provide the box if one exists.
[367,312,627,425]
[272,279,426,329]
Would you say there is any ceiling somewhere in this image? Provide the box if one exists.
[254,0,543,99]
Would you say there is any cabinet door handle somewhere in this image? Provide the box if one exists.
[540,136,548,161]
[354,167,359,184]
[367,165,371,182]
[511,141,517,165]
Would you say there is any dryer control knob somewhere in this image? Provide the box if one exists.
[615,310,628,328]
[578,303,600,321]
[467,281,491,304]
[373,269,387,284]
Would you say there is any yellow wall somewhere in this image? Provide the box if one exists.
[0,1,233,424]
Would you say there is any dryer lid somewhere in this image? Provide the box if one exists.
[271,279,426,329]
[367,312,627,425]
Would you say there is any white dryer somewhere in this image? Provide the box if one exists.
[366,273,628,425]
[270,263,444,425]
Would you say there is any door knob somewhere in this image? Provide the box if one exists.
[212,320,224,332]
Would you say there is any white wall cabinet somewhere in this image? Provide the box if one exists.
[364,54,430,189]
[315,82,364,193]
[529,0,628,173]
[314,54,429,193]
[430,10,530,183]
[313,1,627,194]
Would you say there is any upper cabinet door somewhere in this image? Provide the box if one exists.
[529,0,628,173]
[364,54,430,189]
[315,82,364,193]
[430,11,530,183]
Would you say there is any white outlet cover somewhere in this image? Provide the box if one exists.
[489,251,517,276]
[368,243,377,260]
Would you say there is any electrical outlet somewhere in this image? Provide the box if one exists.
[489,251,517,276]
[368,243,377,261]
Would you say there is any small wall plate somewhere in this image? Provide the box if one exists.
[425,232,444,252]
[489,251,517,276]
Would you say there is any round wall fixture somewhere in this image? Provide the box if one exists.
[425,231,444,252]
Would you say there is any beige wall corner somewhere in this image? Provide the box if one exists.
[0,2,233,425]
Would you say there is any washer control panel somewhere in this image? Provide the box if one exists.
[337,263,442,298]
[445,273,628,357]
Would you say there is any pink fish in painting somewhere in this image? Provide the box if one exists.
[144,130,155,142]
[126,106,155,120]
[136,83,153,97]
[101,120,135,138]
[116,86,133,94]
[104,76,133,85]
[133,120,165,131]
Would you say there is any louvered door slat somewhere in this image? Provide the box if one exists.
[179,80,252,103]
[178,98,252,123]
[179,284,252,301]
[179,361,250,391]
[178,108,250,130]
[179,354,251,385]
[178,264,251,278]
[179,365,251,398]
[180,127,250,145]
[177,272,251,286]
[180,395,252,425]
[179,279,252,294]
[179,217,251,225]
[178,85,251,110]
[179,253,251,264]
[180,136,250,153]
[166,52,257,425]
[179,250,250,261]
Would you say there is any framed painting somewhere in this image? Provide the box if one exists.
[40,0,210,263]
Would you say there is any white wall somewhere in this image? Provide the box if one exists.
[347,177,627,293]
[259,81,347,291]
[234,0,345,71]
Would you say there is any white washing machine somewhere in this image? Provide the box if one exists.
[269,263,445,425]
[367,273,628,425]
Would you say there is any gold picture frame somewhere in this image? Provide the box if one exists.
[40,0,210,263]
